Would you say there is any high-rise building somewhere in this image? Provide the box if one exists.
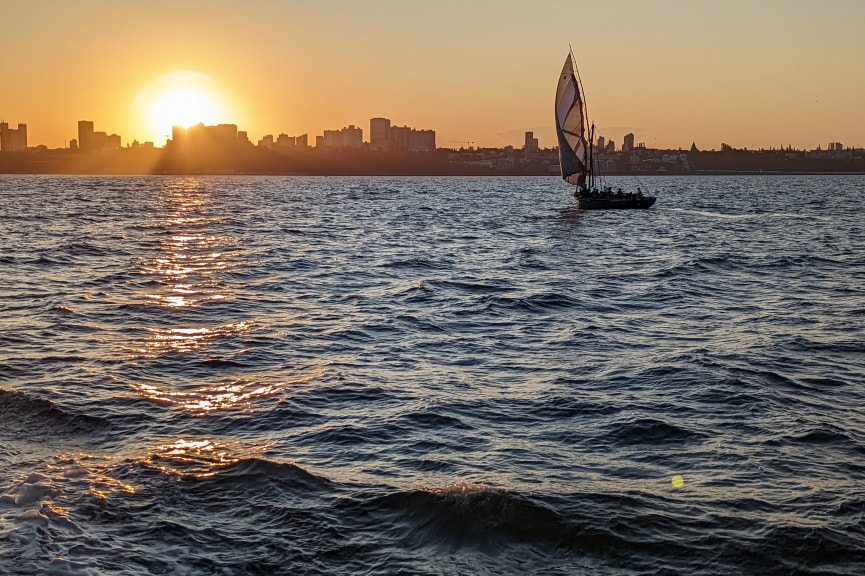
[370,118,391,150]
[343,125,362,148]
[172,125,186,145]
[207,123,238,144]
[320,125,363,148]
[596,136,605,153]
[169,123,240,152]
[524,131,539,153]
[78,120,95,152]
[622,132,635,153]
[410,129,436,152]
[0,122,27,151]
[389,125,409,149]
[77,120,120,152]
[388,125,436,151]
[273,133,307,149]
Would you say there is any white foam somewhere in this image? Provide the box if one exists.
[13,481,52,507]
[17,508,48,521]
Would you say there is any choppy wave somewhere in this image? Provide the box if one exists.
[0,389,112,437]
[1,175,864,574]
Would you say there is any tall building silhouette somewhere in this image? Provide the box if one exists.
[0,122,28,151]
[78,120,120,152]
[320,125,363,148]
[622,132,635,153]
[170,123,240,150]
[78,120,94,151]
[524,131,538,152]
[273,133,308,149]
[259,134,275,148]
[389,125,435,151]
[370,118,391,150]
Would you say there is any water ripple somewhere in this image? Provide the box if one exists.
[1,174,864,574]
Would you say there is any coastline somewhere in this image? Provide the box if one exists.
[1,147,864,177]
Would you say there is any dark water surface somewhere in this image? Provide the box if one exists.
[1,175,864,575]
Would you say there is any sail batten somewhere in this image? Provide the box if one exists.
[555,54,590,189]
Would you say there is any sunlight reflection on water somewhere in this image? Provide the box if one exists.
[130,322,252,357]
[130,368,326,415]
[136,179,240,309]
[145,438,241,479]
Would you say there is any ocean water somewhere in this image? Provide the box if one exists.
[1,174,864,575]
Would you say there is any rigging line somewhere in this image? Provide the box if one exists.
[568,45,590,141]
[569,45,595,189]
[634,174,651,193]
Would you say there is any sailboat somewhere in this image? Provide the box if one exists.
[555,51,656,210]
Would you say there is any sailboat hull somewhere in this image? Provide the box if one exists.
[576,195,656,210]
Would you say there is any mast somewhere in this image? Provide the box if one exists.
[589,123,595,190]
[570,46,592,189]
[570,47,590,148]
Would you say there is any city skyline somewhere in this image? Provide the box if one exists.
[2,115,445,152]
[3,111,861,155]
[2,1,863,151]
[3,113,863,176]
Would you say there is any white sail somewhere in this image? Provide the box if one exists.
[555,53,590,188]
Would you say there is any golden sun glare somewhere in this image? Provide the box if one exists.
[131,71,229,144]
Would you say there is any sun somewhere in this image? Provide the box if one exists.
[132,71,229,145]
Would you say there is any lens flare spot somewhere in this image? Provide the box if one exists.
[671,475,685,488]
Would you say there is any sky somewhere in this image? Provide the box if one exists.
[2,0,863,151]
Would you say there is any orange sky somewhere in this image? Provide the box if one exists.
[2,0,863,151]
